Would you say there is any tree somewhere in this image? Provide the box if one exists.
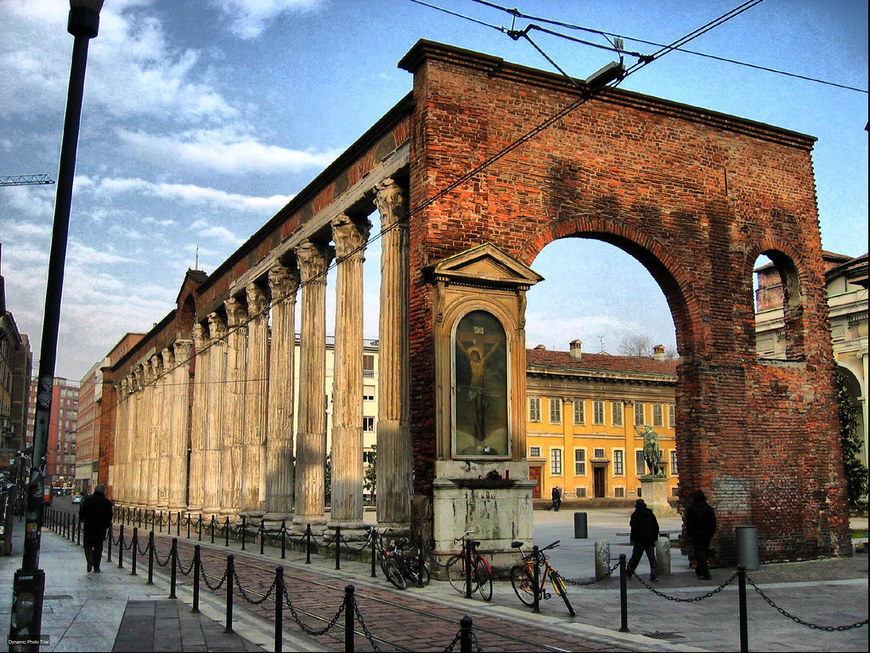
[836,372,869,511]
[618,335,653,357]
[364,445,377,503]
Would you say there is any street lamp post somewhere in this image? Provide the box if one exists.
[8,2,103,650]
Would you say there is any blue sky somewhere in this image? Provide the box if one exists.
[0,0,866,379]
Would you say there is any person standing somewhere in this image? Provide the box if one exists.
[626,499,659,581]
[78,484,113,572]
[551,485,562,511]
[685,489,716,580]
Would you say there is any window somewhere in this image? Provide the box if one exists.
[363,355,375,378]
[614,449,624,475]
[634,402,645,426]
[550,448,563,476]
[669,404,676,428]
[576,487,587,498]
[614,487,625,498]
[670,450,678,476]
[593,447,605,459]
[574,449,586,475]
[611,401,623,427]
[636,450,645,475]
[529,446,542,458]
[549,398,562,424]
[529,397,541,422]
[652,404,664,427]
[362,416,374,432]
[573,399,585,425]
[363,385,375,401]
[593,400,605,425]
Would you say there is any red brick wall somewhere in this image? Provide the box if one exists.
[401,41,848,563]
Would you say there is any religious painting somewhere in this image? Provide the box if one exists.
[452,310,509,458]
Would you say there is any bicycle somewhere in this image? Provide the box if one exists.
[374,528,430,590]
[445,531,493,601]
[510,540,575,616]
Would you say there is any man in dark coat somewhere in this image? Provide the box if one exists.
[685,489,717,580]
[79,484,113,572]
[626,499,659,581]
[550,486,562,511]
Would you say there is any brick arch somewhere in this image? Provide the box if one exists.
[518,216,700,357]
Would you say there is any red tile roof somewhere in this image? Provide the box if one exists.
[526,348,678,376]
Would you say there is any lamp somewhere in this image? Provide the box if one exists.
[8,1,103,649]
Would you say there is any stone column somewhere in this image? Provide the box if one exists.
[169,340,192,511]
[157,349,172,511]
[329,214,371,533]
[374,179,412,528]
[242,282,269,515]
[188,324,209,513]
[265,262,299,519]
[204,312,227,515]
[293,240,333,530]
[223,296,248,517]
[115,377,130,505]
[130,367,144,507]
[149,354,163,510]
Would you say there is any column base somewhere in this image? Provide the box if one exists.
[325,520,369,543]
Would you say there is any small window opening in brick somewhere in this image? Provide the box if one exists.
[753,252,805,361]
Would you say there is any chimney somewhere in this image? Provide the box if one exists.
[653,344,666,361]
[569,339,582,360]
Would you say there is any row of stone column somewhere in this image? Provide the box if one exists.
[112,179,412,532]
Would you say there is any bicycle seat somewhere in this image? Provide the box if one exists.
[469,540,481,548]
[511,541,524,548]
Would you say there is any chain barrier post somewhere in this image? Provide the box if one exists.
[459,615,473,653]
[169,538,178,599]
[241,515,247,551]
[305,524,312,564]
[177,511,181,537]
[280,521,286,559]
[76,516,81,545]
[224,554,235,634]
[274,567,284,653]
[131,527,138,576]
[107,524,113,563]
[260,522,265,555]
[738,566,748,652]
[147,530,155,585]
[192,544,201,614]
[417,534,425,588]
[159,510,164,534]
[532,545,540,613]
[210,515,215,544]
[225,517,230,548]
[198,514,202,542]
[118,524,124,569]
[370,529,377,578]
[619,553,629,632]
[344,585,355,653]
[465,540,472,599]
[186,512,190,539]
[335,526,342,570]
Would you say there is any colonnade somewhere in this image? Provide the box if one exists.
[112,179,410,533]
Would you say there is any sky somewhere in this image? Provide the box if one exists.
[0,0,866,380]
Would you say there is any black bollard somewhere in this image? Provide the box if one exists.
[260,522,265,555]
[224,555,235,634]
[280,521,286,560]
[532,546,540,613]
[118,525,125,569]
[198,514,202,542]
[210,515,215,544]
[131,527,138,576]
[619,553,629,632]
[305,524,311,564]
[107,524,113,563]
[159,510,164,533]
[344,585,355,653]
[370,528,377,578]
[186,512,190,539]
[417,534,425,588]
[192,545,201,614]
[241,515,247,551]
[225,517,230,548]
[147,530,155,585]
[459,615,473,653]
[177,511,181,537]
[335,526,342,570]
[738,567,748,652]
[169,538,178,599]
[274,567,285,653]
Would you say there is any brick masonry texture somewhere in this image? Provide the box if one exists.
[399,41,848,564]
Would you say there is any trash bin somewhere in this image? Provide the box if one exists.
[736,526,759,570]
[574,511,588,538]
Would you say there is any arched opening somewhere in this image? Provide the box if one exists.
[753,251,806,361]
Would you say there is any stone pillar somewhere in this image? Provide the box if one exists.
[188,324,209,513]
[293,240,333,530]
[115,377,130,505]
[157,349,172,511]
[265,262,299,519]
[242,282,269,516]
[203,312,227,515]
[223,297,248,518]
[146,356,161,510]
[130,367,144,507]
[374,179,412,529]
[329,214,371,534]
[169,340,192,511]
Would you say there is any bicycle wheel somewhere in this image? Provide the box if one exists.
[475,557,493,601]
[510,564,536,606]
[446,554,472,594]
[408,561,431,586]
[550,569,575,616]
[382,555,407,590]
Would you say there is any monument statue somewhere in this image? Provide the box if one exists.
[638,425,664,476]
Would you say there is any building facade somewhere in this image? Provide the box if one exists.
[1,245,32,464]
[26,377,79,488]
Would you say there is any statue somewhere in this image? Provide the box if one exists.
[638,425,664,476]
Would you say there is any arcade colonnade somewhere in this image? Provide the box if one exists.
[110,179,411,534]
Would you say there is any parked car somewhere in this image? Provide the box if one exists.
[72,494,83,504]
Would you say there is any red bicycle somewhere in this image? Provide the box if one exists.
[446,531,493,601]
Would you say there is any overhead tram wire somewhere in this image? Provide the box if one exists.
[469,0,866,94]
[126,0,782,388]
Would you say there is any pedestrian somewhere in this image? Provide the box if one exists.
[626,499,659,581]
[551,485,562,512]
[684,489,716,580]
[78,484,113,573]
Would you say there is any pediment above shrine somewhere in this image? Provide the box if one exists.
[427,243,543,290]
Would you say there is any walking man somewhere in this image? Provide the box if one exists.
[79,484,113,572]
[626,499,659,581]
[685,489,716,580]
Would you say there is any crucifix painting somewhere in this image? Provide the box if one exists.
[452,310,509,458]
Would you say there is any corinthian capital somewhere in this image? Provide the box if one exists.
[246,282,269,317]
[207,312,228,340]
[268,262,300,302]
[224,296,248,327]
[331,214,371,260]
[296,240,334,284]
[374,178,408,229]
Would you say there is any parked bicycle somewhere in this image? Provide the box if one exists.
[445,530,493,601]
[374,528,430,590]
[510,539,575,615]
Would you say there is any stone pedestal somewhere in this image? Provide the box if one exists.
[640,475,677,517]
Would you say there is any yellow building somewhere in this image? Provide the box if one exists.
[525,340,678,502]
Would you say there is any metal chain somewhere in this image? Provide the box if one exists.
[563,560,620,586]
[443,627,484,653]
[746,575,869,631]
[153,546,173,567]
[177,553,195,576]
[632,570,738,602]
[282,584,345,636]
[123,536,135,551]
[201,567,228,591]
[351,594,382,652]
[231,568,277,606]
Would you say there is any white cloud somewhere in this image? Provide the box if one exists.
[190,220,245,246]
[212,0,326,39]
